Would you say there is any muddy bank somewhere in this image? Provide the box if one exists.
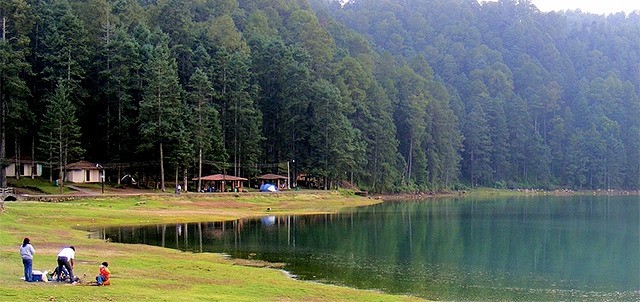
[373,189,639,201]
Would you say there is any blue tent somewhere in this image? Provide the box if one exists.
[260,183,277,192]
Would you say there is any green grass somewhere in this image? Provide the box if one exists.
[7,177,75,194]
[0,193,423,302]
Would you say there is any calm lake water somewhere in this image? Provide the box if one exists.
[91,195,639,301]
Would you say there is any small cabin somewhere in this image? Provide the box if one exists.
[65,161,102,183]
[4,157,43,178]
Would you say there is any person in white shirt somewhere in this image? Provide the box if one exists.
[56,246,75,283]
[20,238,35,282]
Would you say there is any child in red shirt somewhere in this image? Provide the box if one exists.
[96,262,110,285]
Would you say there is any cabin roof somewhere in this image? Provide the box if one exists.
[256,174,288,180]
[195,174,248,181]
[65,160,101,170]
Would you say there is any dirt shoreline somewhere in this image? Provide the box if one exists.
[373,188,640,201]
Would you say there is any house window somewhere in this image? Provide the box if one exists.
[86,170,91,182]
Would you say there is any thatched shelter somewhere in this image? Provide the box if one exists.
[194,174,248,192]
[256,174,288,190]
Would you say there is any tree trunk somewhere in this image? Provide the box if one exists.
[407,136,413,185]
[0,16,6,188]
[15,137,20,180]
[198,148,202,192]
[175,166,178,193]
[59,126,64,194]
[2,16,6,40]
[183,167,188,193]
[31,138,35,179]
[470,149,475,187]
[233,95,238,176]
[48,137,53,183]
[159,142,165,192]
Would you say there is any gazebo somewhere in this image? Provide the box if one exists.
[194,174,248,192]
[256,173,289,190]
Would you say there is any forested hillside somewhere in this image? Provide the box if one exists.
[1,0,638,192]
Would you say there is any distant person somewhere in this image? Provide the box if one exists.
[56,246,75,283]
[95,261,111,286]
[20,238,35,282]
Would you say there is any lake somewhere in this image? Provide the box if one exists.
[90,195,639,301]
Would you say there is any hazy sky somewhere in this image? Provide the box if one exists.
[529,0,639,15]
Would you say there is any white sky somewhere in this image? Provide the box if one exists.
[481,0,639,15]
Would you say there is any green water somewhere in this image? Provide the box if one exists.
[93,195,639,301]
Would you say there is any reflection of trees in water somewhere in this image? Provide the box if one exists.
[202,221,228,240]
[91,196,638,300]
[93,216,301,252]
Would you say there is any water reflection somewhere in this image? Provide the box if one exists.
[90,196,639,301]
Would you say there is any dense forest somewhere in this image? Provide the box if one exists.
[1,0,638,192]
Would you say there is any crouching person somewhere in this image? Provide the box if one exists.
[96,262,110,285]
[56,246,75,283]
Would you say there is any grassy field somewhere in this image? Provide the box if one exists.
[0,192,423,302]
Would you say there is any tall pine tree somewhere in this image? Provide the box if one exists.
[39,82,83,193]
[139,37,184,192]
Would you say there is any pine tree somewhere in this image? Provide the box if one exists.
[96,26,142,182]
[0,0,32,187]
[187,68,224,192]
[39,82,83,193]
[34,0,89,95]
[462,103,492,187]
[305,79,356,189]
[423,82,463,189]
[139,38,184,192]
[393,66,429,187]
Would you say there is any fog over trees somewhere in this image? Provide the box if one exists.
[1,0,638,192]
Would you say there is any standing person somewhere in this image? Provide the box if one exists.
[56,246,75,283]
[95,262,110,285]
[20,238,35,282]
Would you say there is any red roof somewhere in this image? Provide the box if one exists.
[256,174,288,180]
[195,174,248,181]
[65,160,101,170]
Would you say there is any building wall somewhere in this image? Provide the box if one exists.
[3,163,43,178]
[66,169,101,183]
[5,164,16,177]
[88,170,101,183]
[66,170,83,183]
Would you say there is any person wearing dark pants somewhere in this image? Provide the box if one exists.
[20,238,35,282]
[56,246,75,283]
